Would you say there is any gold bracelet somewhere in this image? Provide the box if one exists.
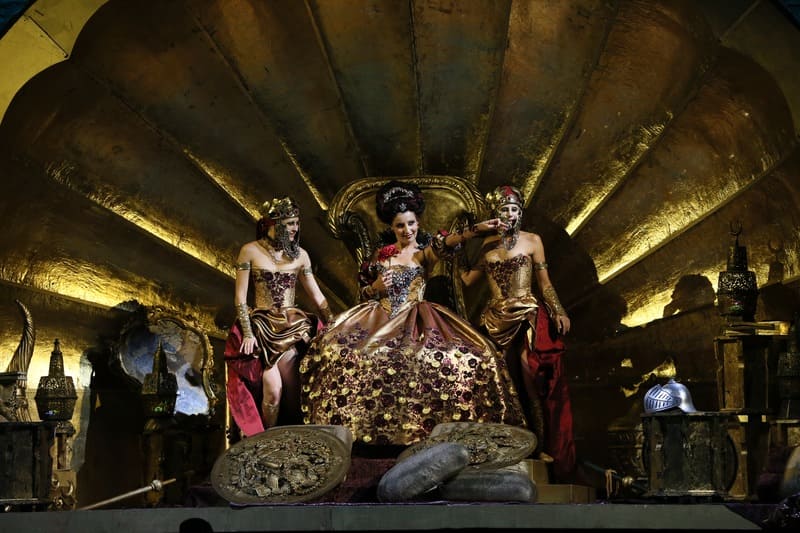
[319,301,333,323]
[236,303,255,338]
[361,284,376,299]
[542,286,567,317]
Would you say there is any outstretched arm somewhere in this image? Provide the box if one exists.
[531,234,570,335]
[428,218,509,267]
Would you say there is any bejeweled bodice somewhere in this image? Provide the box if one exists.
[251,268,298,309]
[379,264,426,317]
[484,255,533,301]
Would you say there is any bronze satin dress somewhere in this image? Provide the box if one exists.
[299,262,525,446]
[224,268,317,436]
[480,254,540,348]
[479,254,577,482]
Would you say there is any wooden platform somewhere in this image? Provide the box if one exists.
[0,502,767,531]
[0,453,777,531]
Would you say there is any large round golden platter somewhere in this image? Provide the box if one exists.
[211,426,350,504]
[397,422,537,471]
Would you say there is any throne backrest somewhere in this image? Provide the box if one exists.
[326,176,486,316]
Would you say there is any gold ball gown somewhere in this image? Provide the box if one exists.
[300,254,525,446]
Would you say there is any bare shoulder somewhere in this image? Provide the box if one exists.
[520,231,543,245]
[297,247,312,264]
[238,240,259,258]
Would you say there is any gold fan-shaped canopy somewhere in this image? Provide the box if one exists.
[0,0,799,486]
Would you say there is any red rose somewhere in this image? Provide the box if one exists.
[377,244,400,262]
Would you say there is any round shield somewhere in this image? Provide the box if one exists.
[396,422,537,471]
[211,425,351,504]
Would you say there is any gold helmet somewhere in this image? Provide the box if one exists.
[260,196,300,222]
[485,185,524,215]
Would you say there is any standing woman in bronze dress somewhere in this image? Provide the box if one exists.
[460,185,576,482]
[300,180,525,446]
[225,197,333,437]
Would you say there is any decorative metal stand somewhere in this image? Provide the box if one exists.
[34,339,79,510]
[141,340,178,507]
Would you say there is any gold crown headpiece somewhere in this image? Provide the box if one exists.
[485,185,524,213]
[260,197,300,221]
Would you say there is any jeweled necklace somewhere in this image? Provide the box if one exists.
[501,228,519,251]
[257,237,288,265]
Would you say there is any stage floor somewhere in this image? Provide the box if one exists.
[0,501,770,532]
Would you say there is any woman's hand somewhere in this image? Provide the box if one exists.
[377,270,393,293]
[554,314,571,336]
[240,335,259,356]
[474,218,509,234]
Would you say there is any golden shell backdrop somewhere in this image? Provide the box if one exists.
[0,0,799,479]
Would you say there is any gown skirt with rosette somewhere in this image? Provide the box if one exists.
[300,264,526,446]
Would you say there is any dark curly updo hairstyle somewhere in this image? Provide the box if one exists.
[375,180,425,224]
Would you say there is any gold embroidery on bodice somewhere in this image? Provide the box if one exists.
[485,255,533,301]
[252,268,298,309]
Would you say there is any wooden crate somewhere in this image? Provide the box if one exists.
[725,414,770,501]
[0,422,55,509]
[714,335,785,413]
[642,411,735,499]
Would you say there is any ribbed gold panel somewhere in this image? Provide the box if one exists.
[1,0,799,495]
[533,0,717,235]
[571,47,797,287]
[481,0,614,199]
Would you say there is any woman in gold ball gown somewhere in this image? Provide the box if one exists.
[300,181,525,446]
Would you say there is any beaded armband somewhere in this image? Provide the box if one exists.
[236,261,251,271]
[301,266,313,276]
[236,303,255,338]
[431,230,461,260]
[534,261,548,271]
[358,260,381,301]
[360,284,377,301]
[541,285,567,317]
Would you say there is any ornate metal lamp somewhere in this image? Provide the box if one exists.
[34,339,77,422]
[717,222,759,323]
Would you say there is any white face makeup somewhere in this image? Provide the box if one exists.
[498,203,522,228]
[281,216,300,239]
[391,211,418,246]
